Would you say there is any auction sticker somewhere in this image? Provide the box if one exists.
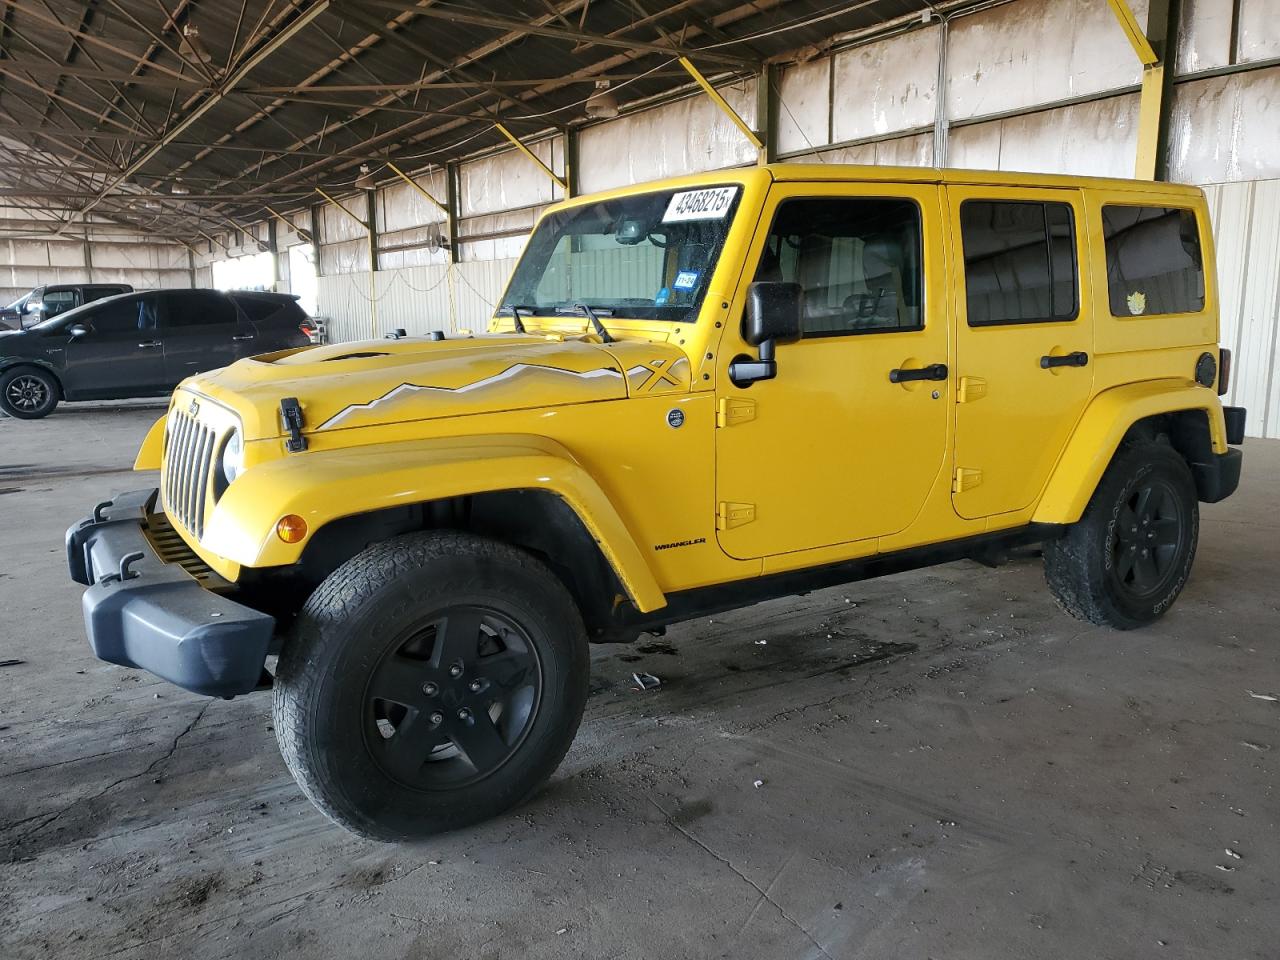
[662,186,738,222]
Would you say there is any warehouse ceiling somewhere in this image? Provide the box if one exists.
[0,0,942,243]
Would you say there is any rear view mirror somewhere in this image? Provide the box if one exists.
[67,323,88,338]
[744,281,803,346]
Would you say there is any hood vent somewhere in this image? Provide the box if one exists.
[324,351,389,361]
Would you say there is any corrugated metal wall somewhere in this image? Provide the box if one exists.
[316,258,517,342]
[1204,179,1280,438]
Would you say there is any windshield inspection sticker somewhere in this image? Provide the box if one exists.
[662,186,738,223]
[672,270,700,291]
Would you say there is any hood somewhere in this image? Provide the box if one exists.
[186,333,692,440]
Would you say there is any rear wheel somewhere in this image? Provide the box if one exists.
[1044,441,1198,629]
[273,531,590,841]
[0,367,59,419]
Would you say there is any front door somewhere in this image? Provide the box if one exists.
[947,187,1094,519]
[160,291,252,384]
[715,183,950,560]
[61,294,165,397]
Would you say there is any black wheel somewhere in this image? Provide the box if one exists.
[0,366,59,419]
[1044,441,1199,629]
[273,531,590,841]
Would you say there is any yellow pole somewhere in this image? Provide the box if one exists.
[678,57,764,154]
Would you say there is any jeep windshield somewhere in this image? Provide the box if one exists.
[499,184,741,324]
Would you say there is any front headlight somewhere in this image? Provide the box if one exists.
[219,428,244,486]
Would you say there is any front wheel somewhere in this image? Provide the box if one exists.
[273,531,590,841]
[0,367,59,419]
[1044,441,1199,629]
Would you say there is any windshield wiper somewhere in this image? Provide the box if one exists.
[571,303,614,343]
[499,304,534,334]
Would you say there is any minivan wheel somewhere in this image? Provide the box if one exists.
[1044,441,1199,629]
[272,531,590,841]
[0,367,59,419]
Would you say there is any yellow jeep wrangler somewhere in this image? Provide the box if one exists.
[67,165,1245,840]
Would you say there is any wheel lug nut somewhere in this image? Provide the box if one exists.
[469,679,483,693]
[457,708,472,721]
[449,664,463,678]
[428,711,444,726]
[421,681,438,696]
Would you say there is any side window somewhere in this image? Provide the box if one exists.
[164,291,238,328]
[43,290,79,316]
[234,297,283,323]
[754,197,923,337]
[1101,206,1204,317]
[960,200,1078,326]
[83,286,125,305]
[86,296,157,334]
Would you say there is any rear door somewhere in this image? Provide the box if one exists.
[159,290,251,383]
[61,294,165,397]
[947,187,1094,520]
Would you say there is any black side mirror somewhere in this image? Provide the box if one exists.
[67,323,89,338]
[730,281,803,387]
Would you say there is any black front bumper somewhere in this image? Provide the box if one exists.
[66,489,275,698]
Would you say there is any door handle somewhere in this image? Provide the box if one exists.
[1040,351,1089,369]
[138,340,162,349]
[232,334,255,341]
[889,362,948,383]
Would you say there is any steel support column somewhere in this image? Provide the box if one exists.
[1108,0,1176,180]
[316,187,377,336]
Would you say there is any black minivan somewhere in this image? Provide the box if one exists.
[0,289,315,419]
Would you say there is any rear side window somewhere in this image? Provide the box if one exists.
[88,296,157,334]
[1101,206,1204,317]
[754,196,924,337]
[234,297,294,324]
[960,200,1078,326]
[164,290,237,327]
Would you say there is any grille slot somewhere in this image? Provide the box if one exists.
[162,404,220,539]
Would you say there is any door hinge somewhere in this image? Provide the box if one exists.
[953,467,982,493]
[716,501,756,530]
[717,397,757,427]
[957,376,987,403]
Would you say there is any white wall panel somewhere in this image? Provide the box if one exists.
[1238,0,1280,62]
[777,58,831,154]
[1176,0,1235,73]
[379,170,448,232]
[947,0,1145,121]
[1204,179,1280,438]
[1167,67,1280,183]
[459,137,564,217]
[949,93,1140,178]
[577,79,758,194]
[832,26,939,143]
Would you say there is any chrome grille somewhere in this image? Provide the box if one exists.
[162,403,219,539]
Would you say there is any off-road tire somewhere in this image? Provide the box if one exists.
[273,530,590,841]
[1044,441,1198,629]
[0,366,59,419]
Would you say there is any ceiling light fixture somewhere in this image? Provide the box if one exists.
[585,79,619,120]
[355,164,376,190]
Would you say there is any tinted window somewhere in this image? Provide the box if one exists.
[43,289,79,315]
[88,296,157,334]
[164,290,237,327]
[234,297,286,323]
[1102,206,1204,316]
[755,197,923,337]
[83,286,128,304]
[960,200,1077,326]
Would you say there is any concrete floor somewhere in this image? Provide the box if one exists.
[0,401,1276,960]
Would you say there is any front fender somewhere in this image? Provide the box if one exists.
[201,434,667,613]
[1033,379,1227,525]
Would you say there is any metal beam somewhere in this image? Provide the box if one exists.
[385,161,449,215]
[348,1,758,68]
[494,124,567,191]
[678,57,763,153]
[55,0,331,234]
[1106,0,1159,65]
